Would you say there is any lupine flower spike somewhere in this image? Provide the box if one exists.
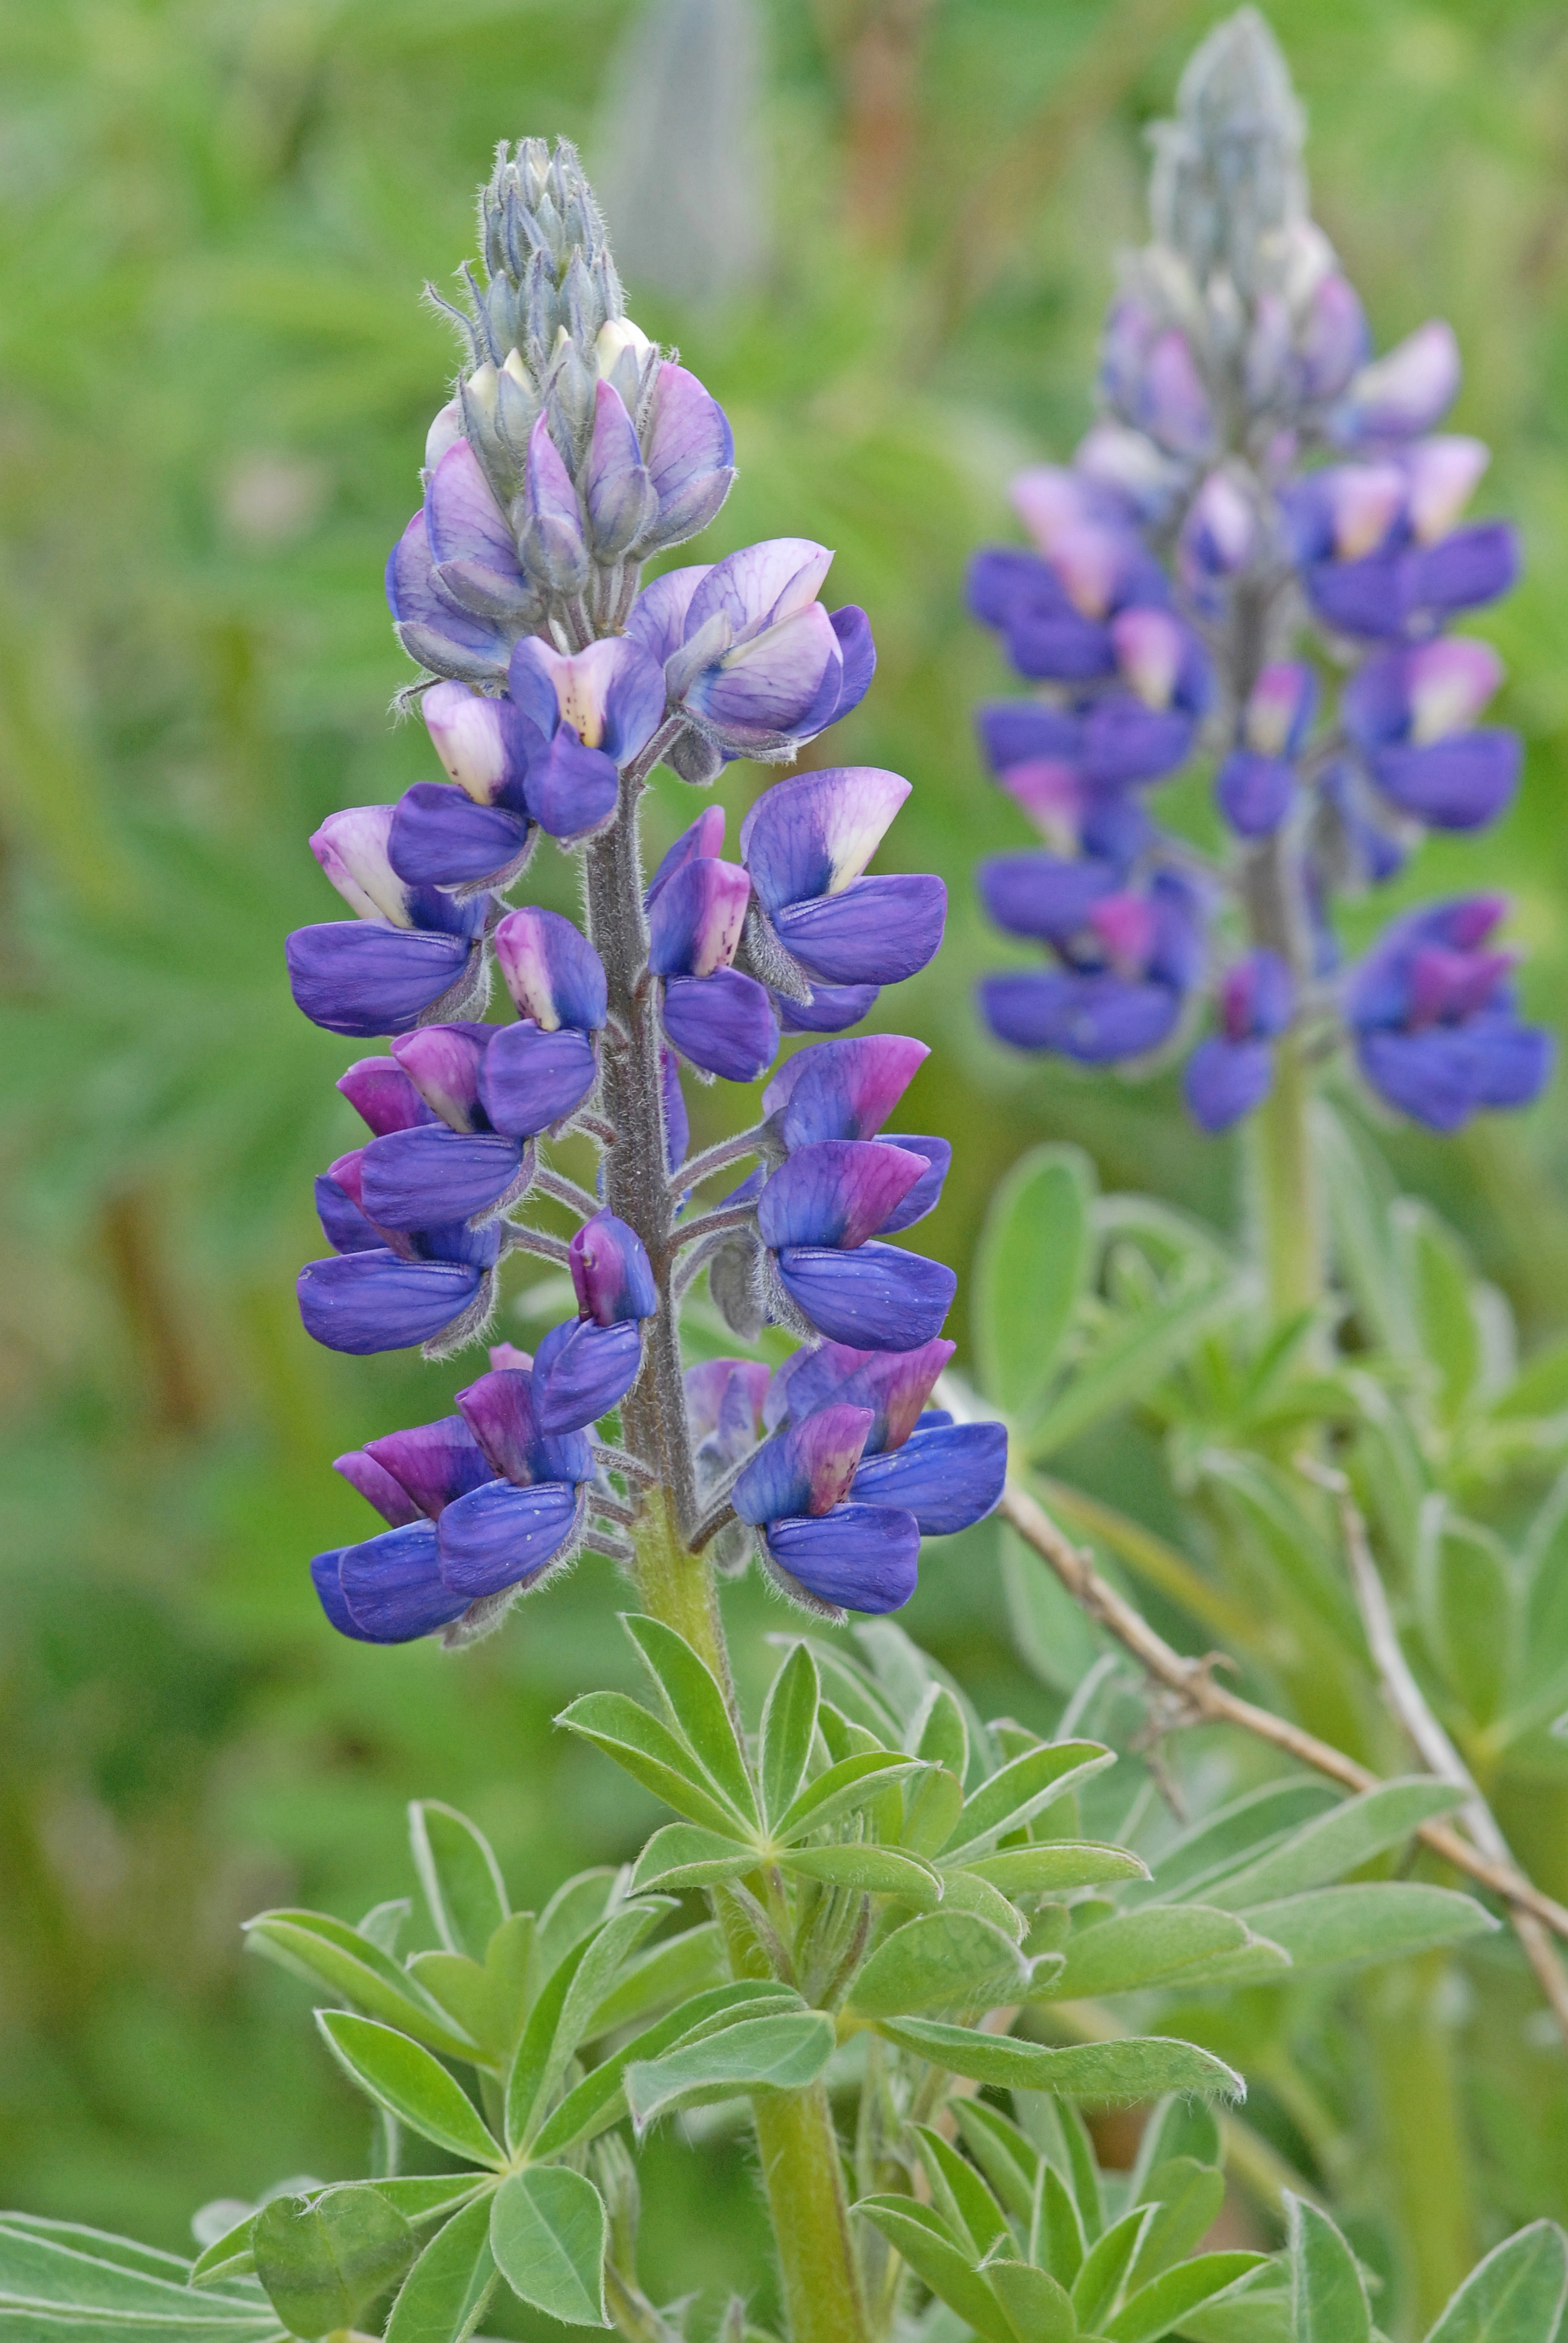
[287,139,1001,1645]
[969,10,1549,1152]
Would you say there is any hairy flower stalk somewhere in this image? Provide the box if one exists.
[967,10,1550,1313]
[283,137,1001,2343]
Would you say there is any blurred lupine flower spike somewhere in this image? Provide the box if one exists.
[968,7,1548,1155]
[288,138,1001,1647]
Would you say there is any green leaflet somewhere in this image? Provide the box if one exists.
[530,1984,803,2160]
[1203,1777,1466,1910]
[190,2181,482,2290]
[972,1141,1095,1423]
[553,1692,751,1835]
[407,1802,509,1962]
[953,2101,1040,2227]
[243,1910,477,2059]
[969,1844,1148,1895]
[315,2013,504,2169]
[0,2218,282,2339]
[773,1751,922,1841]
[504,1903,666,2152]
[777,1843,944,1905]
[1048,1906,1253,1999]
[489,2168,608,2329]
[758,1642,820,1828]
[1073,2207,1152,2332]
[851,2199,1013,2343]
[624,2010,836,2133]
[253,2185,415,2342]
[1289,2195,1370,2343]
[382,2194,497,2343]
[944,1740,1113,1860]
[1142,1779,1342,1904]
[1101,2252,1269,2343]
[913,2127,1009,2258]
[621,1613,760,1827]
[581,1921,725,2037]
[846,1913,1029,2018]
[1235,1883,1496,1971]
[630,1823,756,1895]
[907,1682,970,1783]
[984,2257,1076,2342]
[1423,2219,1568,2342]
[872,2019,1244,2101]
[1023,1264,1241,1462]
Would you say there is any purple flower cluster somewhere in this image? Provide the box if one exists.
[967,16,1550,1140]
[290,140,996,1648]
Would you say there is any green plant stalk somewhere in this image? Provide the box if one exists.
[1249,1030,1322,1320]
[632,1499,871,2343]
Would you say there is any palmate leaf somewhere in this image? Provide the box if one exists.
[0,2218,283,2340]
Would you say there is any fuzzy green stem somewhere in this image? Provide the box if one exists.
[630,1502,869,2343]
[1249,1028,1321,1319]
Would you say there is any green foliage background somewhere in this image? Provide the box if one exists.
[4,0,1568,2324]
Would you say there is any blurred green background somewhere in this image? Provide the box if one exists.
[4,0,1568,2316]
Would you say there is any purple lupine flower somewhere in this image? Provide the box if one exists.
[506,635,668,840]
[740,768,947,992]
[1346,897,1551,1133]
[1331,320,1462,448]
[685,1357,771,1490]
[1284,445,1517,641]
[1216,661,1316,837]
[434,1365,595,1601]
[759,1035,950,1228]
[978,870,1204,1064]
[516,1210,659,1435]
[312,1415,498,1643]
[1100,303,1216,460]
[1342,637,1518,831]
[732,1403,920,1616]
[298,1153,501,1356]
[1183,950,1294,1132]
[286,806,490,1038]
[645,810,779,1082]
[385,497,519,690]
[626,540,874,774]
[351,923,604,1232]
[754,1139,957,1349]
[388,682,535,890]
[760,1336,1005,1533]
